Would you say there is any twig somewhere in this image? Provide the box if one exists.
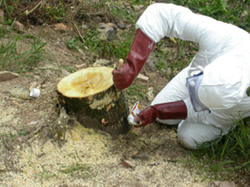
[24,0,42,16]
[1,137,13,150]
[72,22,85,43]
[87,10,105,16]
[21,125,47,143]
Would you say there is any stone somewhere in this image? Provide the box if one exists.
[53,23,70,32]
[93,16,102,23]
[61,69,71,76]
[117,22,127,30]
[98,23,117,41]
[133,5,144,11]
[146,87,154,101]
[14,21,24,31]
[0,71,19,82]
[210,181,236,187]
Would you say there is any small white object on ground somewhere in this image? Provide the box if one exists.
[29,88,40,97]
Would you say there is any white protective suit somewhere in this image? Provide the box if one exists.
[136,3,250,149]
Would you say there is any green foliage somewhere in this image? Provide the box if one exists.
[126,84,148,103]
[44,0,66,21]
[66,37,85,52]
[57,162,95,178]
[82,28,102,53]
[165,0,250,32]
[36,164,56,184]
[112,30,134,59]
[182,116,250,180]
[0,0,14,25]
[107,1,139,24]
[17,129,29,136]
[57,153,98,178]
[0,31,48,74]
[155,38,197,79]
[128,0,147,5]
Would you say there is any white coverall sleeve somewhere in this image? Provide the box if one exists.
[137,3,250,110]
[136,3,201,43]
[136,3,249,55]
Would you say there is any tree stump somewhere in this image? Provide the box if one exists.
[57,66,130,135]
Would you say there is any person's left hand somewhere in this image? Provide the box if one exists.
[112,61,134,91]
[134,106,157,127]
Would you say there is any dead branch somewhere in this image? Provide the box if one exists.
[21,125,47,143]
[72,22,85,43]
[1,137,13,150]
[24,0,42,16]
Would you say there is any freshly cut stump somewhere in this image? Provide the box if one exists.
[57,66,130,135]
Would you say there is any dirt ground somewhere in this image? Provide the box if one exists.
[0,23,214,187]
[0,1,248,187]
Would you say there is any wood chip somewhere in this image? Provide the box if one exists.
[132,153,149,160]
[137,73,149,81]
[122,160,135,168]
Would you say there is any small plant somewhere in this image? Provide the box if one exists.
[57,153,98,178]
[36,164,56,184]
[57,162,95,178]
[44,0,66,21]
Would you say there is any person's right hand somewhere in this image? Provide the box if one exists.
[134,106,157,127]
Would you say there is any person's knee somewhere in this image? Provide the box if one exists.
[177,131,198,149]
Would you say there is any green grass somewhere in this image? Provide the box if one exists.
[35,164,56,184]
[44,0,66,22]
[57,153,99,179]
[0,30,49,74]
[179,115,250,181]
[165,0,250,32]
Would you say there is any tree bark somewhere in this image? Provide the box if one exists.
[57,66,130,135]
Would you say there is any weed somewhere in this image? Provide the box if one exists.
[0,0,14,25]
[57,162,98,179]
[44,0,66,21]
[66,37,85,52]
[126,84,148,103]
[36,164,56,184]
[17,129,29,136]
[107,2,138,23]
[0,32,48,74]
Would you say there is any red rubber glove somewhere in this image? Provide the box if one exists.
[135,106,157,127]
[134,100,187,127]
[112,29,155,91]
